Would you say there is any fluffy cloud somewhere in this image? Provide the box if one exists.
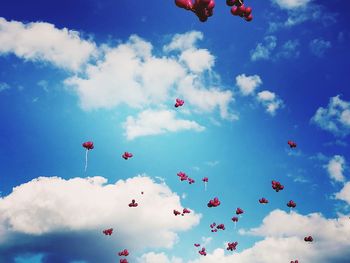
[250,36,277,61]
[0,17,96,71]
[257,90,284,115]
[335,182,350,205]
[235,74,262,96]
[138,252,183,263]
[311,95,350,137]
[123,109,205,140]
[325,155,346,183]
[271,0,312,10]
[188,209,350,263]
[65,32,235,122]
[0,176,201,262]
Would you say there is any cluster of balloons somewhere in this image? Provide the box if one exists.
[210,222,218,232]
[175,98,185,108]
[272,180,284,192]
[120,259,128,263]
[177,171,196,184]
[227,241,238,251]
[122,152,133,160]
[288,140,297,148]
[304,236,313,242]
[175,0,254,22]
[198,247,207,256]
[175,0,215,22]
[227,0,253,21]
[217,223,225,230]
[259,197,269,204]
[194,243,201,247]
[188,177,195,184]
[174,208,191,216]
[118,249,129,257]
[173,209,182,216]
[207,197,221,207]
[291,260,299,263]
[128,199,138,207]
[102,228,113,236]
[287,200,297,208]
[236,207,244,215]
[231,216,239,222]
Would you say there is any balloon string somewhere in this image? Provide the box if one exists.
[85,149,88,173]
[234,222,236,230]
[205,182,207,191]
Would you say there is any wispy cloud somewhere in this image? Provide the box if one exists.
[309,38,332,57]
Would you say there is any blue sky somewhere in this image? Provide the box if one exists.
[0,0,350,262]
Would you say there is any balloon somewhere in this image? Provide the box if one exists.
[259,197,269,204]
[122,152,133,160]
[244,6,252,15]
[288,140,297,148]
[118,249,129,257]
[287,200,296,208]
[304,236,313,242]
[226,0,235,6]
[175,0,193,10]
[245,14,253,21]
[207,0,215,9]
[82,141,94,172]
[199,247,207,256]
[128,199,138,207]
[177,171,188,181]
[120,259,128,263]
[174,209,181,216]
[236,207,244,215]
[207,197,221,207]
[231,6,240,16]
[183,208,191,214]
[227,242,238,251]
[291,260,299,263]
[188,177,195,184]
[194,243,201,247]
[272,180,284,192]
[231,216,239,222]
[103,228,113,236]
[175,98,185,107]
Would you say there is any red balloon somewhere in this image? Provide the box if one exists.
[82,141,94,150]
[226,0,235,6]
[207,0,215,9]
[244,6,252,16]
[245,14,253,21]
[231,6,239,16]
[175,0,193,10]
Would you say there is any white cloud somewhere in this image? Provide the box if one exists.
[188,209,350,263]
[276,39,300,59]
[335,182,350,205]
[138,252,183,263]
[123,109,205,140]
[235,74,262,96]
[271,0,312,10]
[179,48,215,73]
[325,155,346,183]
[0,175,201,261]
[65,32,236,122]
[0,82,10,92]
[163,31,203,52]
[257,90,284,116]
[250,36,277,61]
[309,38,331,57]
[311,95,350,137]
[0,17,96,71]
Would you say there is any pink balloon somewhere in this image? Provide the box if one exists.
[207,0,215,9]
[244,6,252,16]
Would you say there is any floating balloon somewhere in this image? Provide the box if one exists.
[288,140,297,148]
[118,249,129,257]
[174,209,181,216]
[202,177,208,191]
[175,98,185,107]
[199,247,207,256]
[183,208,191,214]
[304,236,313,242]
[175,0,193,10]
[120,259,128,263]
[103,228,113,236]
[177,172,188,181]
[259,197,269,204]
[207,197,221,207]
[232,216,239,229]
[194,243,201,247]
[272,180,284,192]
[290,260,299,263]
[82,141,94,172]
[227,241,238,251]
[236,207,244,215]
[122,152,133,160]
[128,199,138,207]
[188,177,195,184]
[141,191,144,195]
[217,223,225,230]
[229,0,253,21]
[287,200,297,208]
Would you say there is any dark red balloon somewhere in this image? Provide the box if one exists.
[82,141,94,150]
[175,0,193,10]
